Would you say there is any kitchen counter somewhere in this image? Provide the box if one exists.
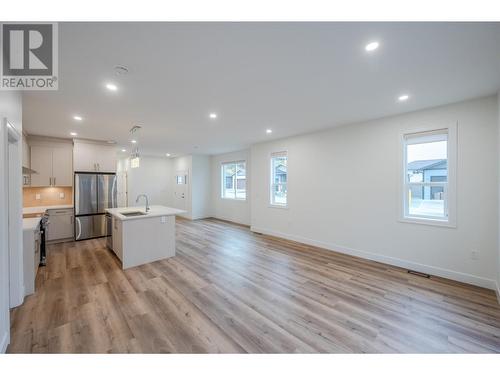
[106,205,186,221]
[23,217,41,231]
[106,205,186,269]
[23,218,42,297]
[23,204,73,215]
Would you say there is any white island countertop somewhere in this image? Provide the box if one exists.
[106,205,186,221]
[106,205,185,269]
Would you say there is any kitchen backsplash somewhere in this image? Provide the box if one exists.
[23,186,73,207]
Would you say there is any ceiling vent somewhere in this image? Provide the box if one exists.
[114,65,129,75]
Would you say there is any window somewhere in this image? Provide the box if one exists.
[221,161,246,200]
[402,127,456,225]
[176,175,186,184]
[270,151,287,206]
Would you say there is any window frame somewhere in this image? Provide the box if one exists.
[220,160,247,201]
[269,151,288,208]
[399,124,457,228]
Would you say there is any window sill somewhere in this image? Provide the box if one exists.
[220,197,247,202]
[398,216,456,228]
[268,204,288,210]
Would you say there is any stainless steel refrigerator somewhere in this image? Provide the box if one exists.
[74,172,117,241]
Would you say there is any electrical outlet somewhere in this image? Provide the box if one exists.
[59,192,65,199]
[470,249,479,260]
[35,193,41,200]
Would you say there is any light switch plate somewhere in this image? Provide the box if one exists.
[35,194,41,200]
[59,192,65,199]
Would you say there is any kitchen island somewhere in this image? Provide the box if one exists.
[106,205,186,269]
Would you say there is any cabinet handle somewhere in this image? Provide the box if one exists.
[53,177,56,186]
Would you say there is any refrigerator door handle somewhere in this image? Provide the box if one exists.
[76,217,82,240]
[111,175,117,208]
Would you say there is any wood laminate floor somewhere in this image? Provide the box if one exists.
[8,218,500,353]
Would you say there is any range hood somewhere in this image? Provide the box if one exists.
[22,166,38,175]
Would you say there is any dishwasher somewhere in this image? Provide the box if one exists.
[105,213,113,250]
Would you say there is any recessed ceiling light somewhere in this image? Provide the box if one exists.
[107,140,116,144]
[73,115,83,121]
[266,129,273,134]
[106,83,118,91]
[365,41,380,52]
[121,149,127,152]
[398,94,410,102]
[209,113,217,119]
[131,139,137,144]
[70,132,77,136]
[166,153,171,157]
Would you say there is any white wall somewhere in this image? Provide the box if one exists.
[211,149,251,225]
[251,95,499,289]
[171,155,212,220]
[191,155,212,220]
[125,156,173,208]
[0,91,23,353]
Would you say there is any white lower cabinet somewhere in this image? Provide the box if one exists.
[111,216,123,261]
[47,208,74,242]
[23,223,41,296]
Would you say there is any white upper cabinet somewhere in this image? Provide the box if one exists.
[30,146,53,187]
[29,138,73,187]
[73,140,117,173]
[52,147,73,186]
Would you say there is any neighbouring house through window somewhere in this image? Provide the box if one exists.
[221,161,246,200]
[402,128,455,224]
[270,151,287,206]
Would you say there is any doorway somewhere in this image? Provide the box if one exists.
[173,169,189,216]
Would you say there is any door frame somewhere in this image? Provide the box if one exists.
[1,118,23,352]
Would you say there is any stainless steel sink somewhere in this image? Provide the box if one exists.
[120,211,147,217]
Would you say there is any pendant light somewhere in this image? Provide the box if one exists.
[129,125,142,168]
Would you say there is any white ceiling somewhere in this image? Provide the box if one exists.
[23,22,500,156]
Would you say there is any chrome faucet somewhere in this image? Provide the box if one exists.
[136,194,150,212]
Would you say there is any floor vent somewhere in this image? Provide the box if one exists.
[407,270,431,278]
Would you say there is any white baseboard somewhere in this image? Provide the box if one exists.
[212,215,250,227]
[251,226,497,291]
[0,330,9,353]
